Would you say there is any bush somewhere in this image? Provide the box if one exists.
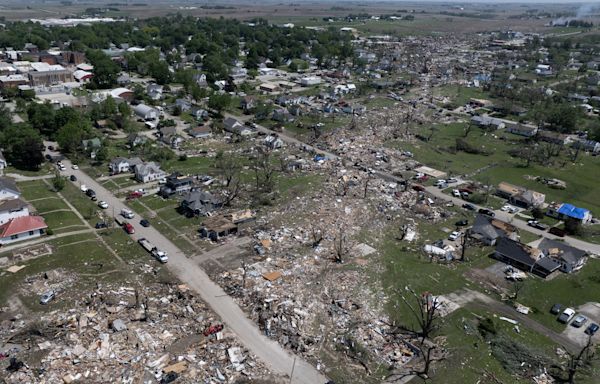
[178,154,188,161]
[46,228,54,236]
[477,317,497,338]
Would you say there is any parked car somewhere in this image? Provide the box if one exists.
[86,189,96,198]
[40,290,56,305]
[121,209,135,219]
[98,201,108,209]
[140,219,150,227]
[452,189,461,198]
[95,222,107,229]
[585,323,599,336]
[71,164,79,170]
[549,227,566,237]
[558,308,576,323]
[527,220,549,230]
[550,303,563,315]
[448,231,462,241]
[123,223,135,234]
[461,192,470,199]
[572,314,588,328]
[478,208,495,217]
[80,184,88,192]
[455,219,469,226]
[447,178,458,184]
[501,205,510,212]
[70,175,77,182]
[127,191,143,200]
[462,203,475,211]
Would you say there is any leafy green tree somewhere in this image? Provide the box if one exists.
[56,121,91,153]
[118,101,131,117]
[0,124,45,170]
[208,93,232,115]
[27,102,57,137]
[149,60,171,85]
[102,96,118,116]
[52,172,65,191]
[86,49,120,89]
[0,103,12,132]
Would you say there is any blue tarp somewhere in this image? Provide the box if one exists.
[557,203,589,220]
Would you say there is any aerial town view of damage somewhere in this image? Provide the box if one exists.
[0,0,600,383]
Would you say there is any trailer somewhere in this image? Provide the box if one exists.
[138,238,155,253]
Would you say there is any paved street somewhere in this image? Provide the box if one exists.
[53,155,327,384]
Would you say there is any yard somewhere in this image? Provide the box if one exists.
[392,121,600,215]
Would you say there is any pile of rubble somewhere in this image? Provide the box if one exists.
[0,281,273,383]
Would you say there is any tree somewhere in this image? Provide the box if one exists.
[395,287,442,342]
[0,124,45,170]
[555,336,598,384]
[56,121,90,154]
[208,93,232,115]
[118,101,131,117]
[0,103,12,132]
[86,49,120,89]
[333,222,348,263]
[52,172,65,192]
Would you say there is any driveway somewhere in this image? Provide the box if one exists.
[56,156,328,384]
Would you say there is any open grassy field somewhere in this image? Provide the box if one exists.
[392,121,600,215]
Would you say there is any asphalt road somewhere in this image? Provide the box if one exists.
[53,154,328,384]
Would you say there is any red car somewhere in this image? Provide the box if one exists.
[123,223,135,234]
[127,191,143,200]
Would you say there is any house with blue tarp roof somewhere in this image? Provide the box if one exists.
[547,203,593,224]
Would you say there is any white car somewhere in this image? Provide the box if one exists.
[501,205,510,212]
[448,231,462,241]
[71,164,79,170]
[452,189,461,197]
[58,164,66,171]
[558,308,576,323]
[98,201,109,209]
[80,184,88,192]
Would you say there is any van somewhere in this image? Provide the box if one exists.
[121,209,135,219]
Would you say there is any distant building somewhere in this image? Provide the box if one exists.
[133,104,158,121]
[495,182,545,208]
[27,62,72,86]
[0,74,28,88]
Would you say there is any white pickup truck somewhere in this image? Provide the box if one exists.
[138,238,168,263]
[151,248,168,263]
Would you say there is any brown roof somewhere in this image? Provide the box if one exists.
[202,216,236,232]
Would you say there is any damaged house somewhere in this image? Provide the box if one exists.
[495,182,545,208]
[493,237,561,278]
[469,214,519,246]
[537,238,587,273]
[180,190,222,217]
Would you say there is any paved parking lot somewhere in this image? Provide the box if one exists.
[561,302,600,346]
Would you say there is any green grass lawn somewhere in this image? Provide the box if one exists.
[18,180,55,201]
[0,233,120,307]
[42,210,85,232]
[60,181,102,225]
[431,307,561,384]
[162,156,213,175]
[394,122,600,215]
[390,123,525,178]
[28,196,69,214]
[517,258,600,332]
